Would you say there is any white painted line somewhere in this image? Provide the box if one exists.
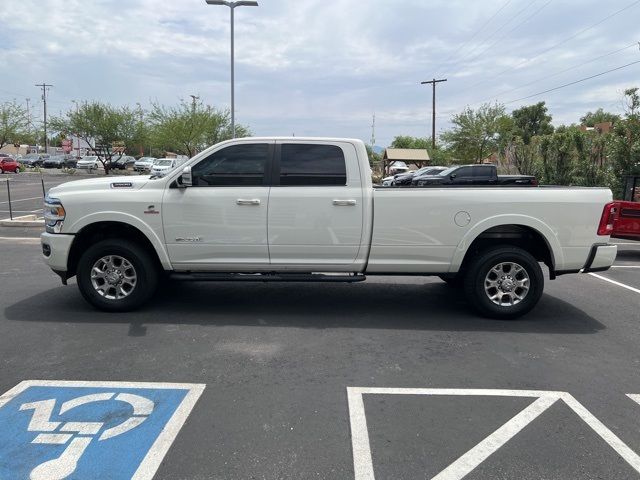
[132,382,206,480]
[589,273,640,294]
[610,266,640,269]
[0,196,43,204]
[347,388,640,480]
[0,237,40,244]
[433,396,558,480]
[613,243,640,246]
[628,394,640,406]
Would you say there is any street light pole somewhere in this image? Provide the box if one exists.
[205,0,258,139]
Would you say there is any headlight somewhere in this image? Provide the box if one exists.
[44,196,66,233]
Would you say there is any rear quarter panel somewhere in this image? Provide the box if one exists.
[367,186,613,273]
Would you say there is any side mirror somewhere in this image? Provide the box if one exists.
[450,173,457,179]
[180,166,193,187]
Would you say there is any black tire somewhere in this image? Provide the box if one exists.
[76,239,159,312]
[463,245,544,319]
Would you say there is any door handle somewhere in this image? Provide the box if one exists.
[236,199,261,206]
[333,199,357,206]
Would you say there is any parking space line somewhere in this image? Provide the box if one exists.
[433,395,558,480]
[589,273,640,294]
[610,266,640,269]
[0,196,43,204]
[347,388,640,480]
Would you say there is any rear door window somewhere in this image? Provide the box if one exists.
[279,144,347,186]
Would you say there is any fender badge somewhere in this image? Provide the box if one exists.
[111,182,133,188]
[175,237,202,243]
[144,205,160,215]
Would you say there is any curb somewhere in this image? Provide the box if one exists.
[0,215,45,227]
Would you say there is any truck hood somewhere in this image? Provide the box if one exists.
[48,175,151,197]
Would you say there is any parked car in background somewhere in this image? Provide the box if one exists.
[150,158,182,177]
[413,164,537,186]
[20,153,49,167]
[113,155,136,170]
[76,156,100,171]
[134,157,157,172]
[393,166,447,186]
[0,157,21,173]
[43,155,77,169]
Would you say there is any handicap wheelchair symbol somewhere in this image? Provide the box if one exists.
[0,381,205,480]
[21,392,153,480]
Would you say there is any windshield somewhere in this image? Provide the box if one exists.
[156,160,173,166]
[48,156,64,161]
[138,157,155,162]
[24,154,39,159]
[81,156,98,161]
[439,166,459,177]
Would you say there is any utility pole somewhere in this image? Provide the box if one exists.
[370,113,376,149]
[189,95,200,114]
[35,83,53,153]
[421,78,447,151]
[25,98,31,136]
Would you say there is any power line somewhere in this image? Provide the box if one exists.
[472,41,639,106]
[433,0,514,77]
[444,0,540,75]
[504,59,640,104]
[462,0,640,92]
[459,0,553,69]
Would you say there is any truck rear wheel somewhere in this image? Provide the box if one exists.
[463,246,543,319]
[76,239,158,312]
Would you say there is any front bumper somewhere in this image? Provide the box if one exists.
[41,232,75,273]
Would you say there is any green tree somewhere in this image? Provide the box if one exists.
[580,108,621,127]
[148,99,248,158]
[0,101,28,150]
[505,136,540,176]
[50,101,147,174]
[390,136,431,150]
[511,102,554,144]
[441,103,513,163]
[365,145,381,167]
[538,127,579,185]
[607,88,640,198]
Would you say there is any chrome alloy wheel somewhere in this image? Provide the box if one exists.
[484,262,530,307]
[90,255,137,300]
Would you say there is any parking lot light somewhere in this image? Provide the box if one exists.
[204,0,259,138]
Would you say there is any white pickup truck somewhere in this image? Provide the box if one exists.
[41,137,618,318]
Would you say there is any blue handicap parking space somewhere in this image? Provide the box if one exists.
[0,380,205,480]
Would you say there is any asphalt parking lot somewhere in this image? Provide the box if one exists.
[0,178,639,479]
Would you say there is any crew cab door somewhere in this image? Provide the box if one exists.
[450,166,474,185]
[267,141,364,268]
[162,142,273,270]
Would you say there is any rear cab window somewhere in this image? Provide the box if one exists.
[278,144,347,186]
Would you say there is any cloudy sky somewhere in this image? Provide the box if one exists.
[1,0,639,146]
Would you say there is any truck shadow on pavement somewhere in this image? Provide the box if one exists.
[5,279,605,335]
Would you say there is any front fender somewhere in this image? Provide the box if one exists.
[449,214,564,273]
[68,211,172,270]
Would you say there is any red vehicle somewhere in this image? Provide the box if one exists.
[611,201,640,241]
[0,156,20,174]
[611,176,640,241]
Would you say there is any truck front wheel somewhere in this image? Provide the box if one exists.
[76,239,159,312]
[463,246,544,319]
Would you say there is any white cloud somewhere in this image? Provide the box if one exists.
[0,0,638,146]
